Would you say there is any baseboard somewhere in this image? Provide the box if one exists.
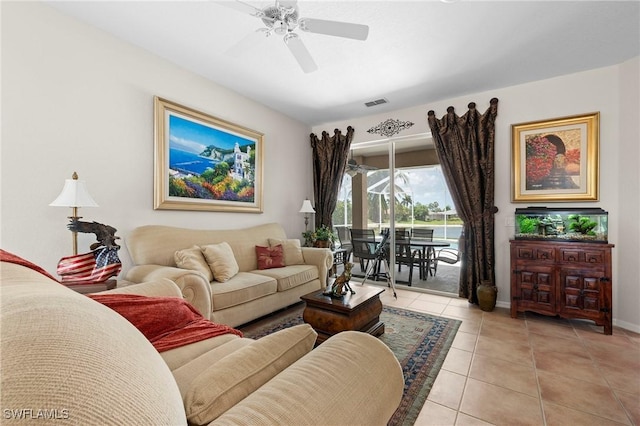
[613,319,640,334]
[495,300,510,309]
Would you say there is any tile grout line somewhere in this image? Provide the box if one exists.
[525,315,549,426]
[580,327,636,426]
[447,309,485,424]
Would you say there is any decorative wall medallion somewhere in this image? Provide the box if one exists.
[367,119,415,137]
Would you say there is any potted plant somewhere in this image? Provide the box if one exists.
[311,225,336,248]
[302,230,315,247]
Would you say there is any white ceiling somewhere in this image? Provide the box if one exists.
[45,1,640,126]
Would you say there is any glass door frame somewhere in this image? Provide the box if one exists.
[351,134,429,288]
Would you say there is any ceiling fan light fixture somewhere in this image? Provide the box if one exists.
[274,20,287,35]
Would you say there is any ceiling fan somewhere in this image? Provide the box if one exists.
[219,0,369,73]
[346,152,377,176]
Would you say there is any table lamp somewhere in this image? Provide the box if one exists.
[50,172,98,255]
[299,199,315,231]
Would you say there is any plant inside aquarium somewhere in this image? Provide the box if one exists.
[516,215,539,234]
[568,214,597,236]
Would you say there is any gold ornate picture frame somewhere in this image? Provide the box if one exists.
[154,97,264,213]
[512,112,599,202]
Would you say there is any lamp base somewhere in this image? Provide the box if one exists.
[68,214,82,255]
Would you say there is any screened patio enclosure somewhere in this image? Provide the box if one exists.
[332,137,463,294]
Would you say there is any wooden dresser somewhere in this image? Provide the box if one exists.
[510,239,614,334]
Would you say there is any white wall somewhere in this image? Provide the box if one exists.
[615,57,640,331]
[313,58,640,332]
[1,2,313,274]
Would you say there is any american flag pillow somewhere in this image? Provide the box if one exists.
[57,247,122,284]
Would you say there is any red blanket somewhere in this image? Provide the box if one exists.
[88,293,243,352]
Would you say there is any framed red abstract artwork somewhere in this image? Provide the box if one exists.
[512,112,599,202]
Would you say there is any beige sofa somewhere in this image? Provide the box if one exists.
[126,223,333,327]
[1,260,404,425]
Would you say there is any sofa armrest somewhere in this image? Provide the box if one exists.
[211,331,404,426]
[300,247,333,288]
[125,265,212,319]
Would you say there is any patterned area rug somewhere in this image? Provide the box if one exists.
[239,302,461,426]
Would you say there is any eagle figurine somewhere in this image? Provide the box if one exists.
[67,219,120,251]
[325,262,355,298]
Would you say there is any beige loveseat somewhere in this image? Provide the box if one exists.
[126,223,333,327]
[1,259,404,425]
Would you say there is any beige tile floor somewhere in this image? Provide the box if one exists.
[375,286,640,426]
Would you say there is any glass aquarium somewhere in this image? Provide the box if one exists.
[514,207,608,243]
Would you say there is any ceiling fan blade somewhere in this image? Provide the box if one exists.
[349,166,369,175]
[215,0,264,17]
[225,28,270,57]
[299,18,369,41]
[283,33,318,73]
[278,0,298,9]
[348,158,377,174]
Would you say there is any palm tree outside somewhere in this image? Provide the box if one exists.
[332,165,463,248]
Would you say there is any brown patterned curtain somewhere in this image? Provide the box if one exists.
[309,127,354,228]
[427,99,499,303]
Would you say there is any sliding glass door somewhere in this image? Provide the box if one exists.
[334,135,462,293]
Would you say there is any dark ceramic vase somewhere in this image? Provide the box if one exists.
[314,240,330,248]
[477,280,497,312]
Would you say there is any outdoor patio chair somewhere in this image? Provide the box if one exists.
[334,227,352,258]
[411,228,437,277]
[432,248,461,276]
[349,228,379,278]
[411,228,434,240]
[331,227,352,276]
[384,239,424,286]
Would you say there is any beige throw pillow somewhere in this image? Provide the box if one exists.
[174,246,213,282]
[184,324,317,425]
[268,238,304,265]
[201,242,239,283]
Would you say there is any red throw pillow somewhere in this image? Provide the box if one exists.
[255,245,285,270]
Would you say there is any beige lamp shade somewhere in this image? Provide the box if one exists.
[299,199,315,213]
[50,173,98,208]
[50,172,98,255]
[299,199,315,232]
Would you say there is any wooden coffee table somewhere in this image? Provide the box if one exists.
[301,286,385,344]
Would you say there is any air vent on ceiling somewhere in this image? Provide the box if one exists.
[364,98,388,107]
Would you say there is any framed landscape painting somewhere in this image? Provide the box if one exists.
[154,97,264,213]
[511,112,599,202]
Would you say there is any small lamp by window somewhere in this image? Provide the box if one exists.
[50,172,98,255]
[299,199,315,232]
